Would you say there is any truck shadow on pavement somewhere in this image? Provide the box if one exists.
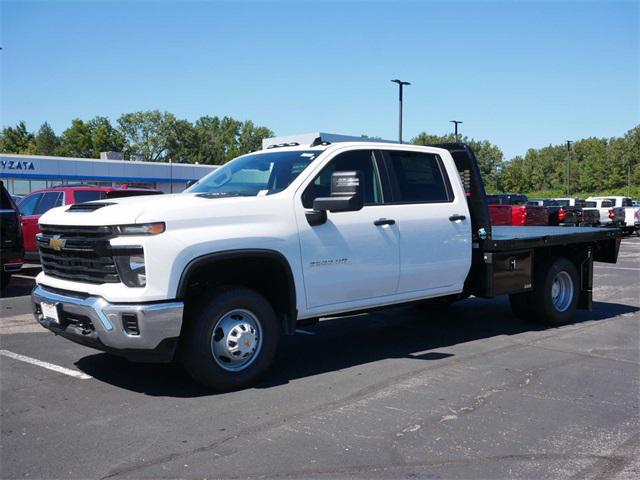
[74,297,638,397]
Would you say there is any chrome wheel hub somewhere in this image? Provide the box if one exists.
[551,271,574,312]
[211,309,262,372]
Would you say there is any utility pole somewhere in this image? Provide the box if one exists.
[391,79,411,143]
[450,120,463,142]
[566,140,573,196]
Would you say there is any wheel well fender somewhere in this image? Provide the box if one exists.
[177,249,298,334]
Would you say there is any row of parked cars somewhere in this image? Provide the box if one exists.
[1,182,162,289]
[487,194,640,234]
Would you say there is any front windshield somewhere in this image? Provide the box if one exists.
[187,150,323,197]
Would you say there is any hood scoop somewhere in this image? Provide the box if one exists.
[67,202,116,212]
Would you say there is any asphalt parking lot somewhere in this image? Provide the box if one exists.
[1,239,639,479]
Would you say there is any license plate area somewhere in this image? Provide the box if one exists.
[41,302,61,324]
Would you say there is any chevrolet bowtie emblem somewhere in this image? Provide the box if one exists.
[49,235,66,251]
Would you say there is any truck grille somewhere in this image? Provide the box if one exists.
[37,225,120,284]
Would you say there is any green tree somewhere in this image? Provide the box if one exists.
[89,117,125,157]
[0,121,36,154]
[35,122,60,155]
[117,110,176,161]
[57,119,93,157]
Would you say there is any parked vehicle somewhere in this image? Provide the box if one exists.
[527,199,581,226]
[1,181,24,290]
[18,185,163,259]
[553,198,600,226]
[583,198,625,228]
[32,137,622,390]
[587,196,639,235]
[487,194,548,226]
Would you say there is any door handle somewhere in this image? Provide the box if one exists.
[374,218,396,226]
[449,214,466,222]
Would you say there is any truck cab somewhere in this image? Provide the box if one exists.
[31,135,621,390]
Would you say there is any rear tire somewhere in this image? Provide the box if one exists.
[530,257,579,326]
[180,286,280,391]
[510,257,579,326]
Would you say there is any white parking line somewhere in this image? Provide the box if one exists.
[0,349,91,379]
[596,265,640,271]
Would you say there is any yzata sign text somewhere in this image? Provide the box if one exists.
[1,160,35,170]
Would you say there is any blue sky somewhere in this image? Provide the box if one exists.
[1,0,638,159]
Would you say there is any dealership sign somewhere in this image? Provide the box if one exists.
[1,160,35,170]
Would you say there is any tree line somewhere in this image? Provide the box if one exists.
[1,113,638,196]
[0,111,272,165]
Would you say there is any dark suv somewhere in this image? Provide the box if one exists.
[1,180,24,290]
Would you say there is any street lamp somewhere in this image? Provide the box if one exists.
[450,120,463,142]
[391,79,411,143]
[566,140,573,196]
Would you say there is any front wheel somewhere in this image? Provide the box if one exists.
[180,286,280,391]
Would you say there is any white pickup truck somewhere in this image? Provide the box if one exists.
[32,135,622,390]
[583,198,626,228]
[587,196,639,235]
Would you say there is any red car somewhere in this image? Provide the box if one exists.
[18,185,163,259]
[487,194,549,226]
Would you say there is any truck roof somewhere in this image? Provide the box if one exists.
[262,132,397,150]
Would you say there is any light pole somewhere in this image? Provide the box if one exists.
[450,120,463,142]
[391,79,410,143]
[566,140,573,196]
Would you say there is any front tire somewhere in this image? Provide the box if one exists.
[180,286,280,391]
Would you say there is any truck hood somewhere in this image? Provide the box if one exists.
[39,193,280,227]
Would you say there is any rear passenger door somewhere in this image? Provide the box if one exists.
[380,148,471,296]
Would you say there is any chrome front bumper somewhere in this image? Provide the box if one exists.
[32,284,184,361]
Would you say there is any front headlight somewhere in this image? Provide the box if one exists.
[115,222,165,236]
[115,253,146,287]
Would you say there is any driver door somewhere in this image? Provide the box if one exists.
[295,149,400,311]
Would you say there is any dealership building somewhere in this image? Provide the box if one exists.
[0,153,216,195]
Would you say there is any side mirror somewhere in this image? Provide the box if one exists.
[312,171,364,213]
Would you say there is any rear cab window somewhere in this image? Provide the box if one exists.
[381,150,453,203]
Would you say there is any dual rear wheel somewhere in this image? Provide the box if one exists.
[510,256,579,326]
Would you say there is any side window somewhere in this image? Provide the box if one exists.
[34,192,63,215]
[18,193,43,216]
[385,151,452,203]
[73,190,104,204]
[302,150,383,209]
[601,200,613,208]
